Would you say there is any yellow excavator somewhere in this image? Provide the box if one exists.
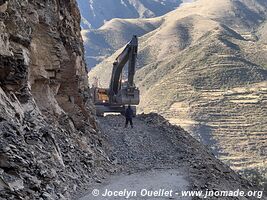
[92,35,140,116]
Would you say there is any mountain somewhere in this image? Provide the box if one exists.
[89,0,267,187]
[81,17,164,68]
[77,0,183,29]
[77,0,192,68]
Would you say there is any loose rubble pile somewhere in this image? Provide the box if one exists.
[0,104,112,199]
[96,114,265,200]
[0,0,112,199]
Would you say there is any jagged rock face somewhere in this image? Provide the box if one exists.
[0,0,111,199]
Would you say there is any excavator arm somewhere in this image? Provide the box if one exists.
[109,35,138,95]
[93,35,140,116]
[108,35,140,105]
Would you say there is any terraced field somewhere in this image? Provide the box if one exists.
[164,82,267,185]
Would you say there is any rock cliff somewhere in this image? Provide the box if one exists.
[0,0,111,199]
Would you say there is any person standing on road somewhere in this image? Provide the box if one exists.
[125,105,134,128]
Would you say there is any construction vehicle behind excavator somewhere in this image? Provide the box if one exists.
[92,35,140,116]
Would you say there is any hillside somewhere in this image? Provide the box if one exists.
[77,0,196,68]
[89,0,267,187]
[82,17,164,68]
[77,0,183,29]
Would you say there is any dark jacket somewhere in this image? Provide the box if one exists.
[125,107,133,119]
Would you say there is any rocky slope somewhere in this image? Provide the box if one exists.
[80,114,265,200]
[0,0,112,199]
[89,0,267,187]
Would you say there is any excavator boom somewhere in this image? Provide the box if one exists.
[93,35,140,116]
[109,35,138,95]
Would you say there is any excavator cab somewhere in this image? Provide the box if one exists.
[93,88,109,104]
[93,35,140,116]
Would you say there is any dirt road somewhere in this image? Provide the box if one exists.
[79,114,263,200]
[80,169,190,200]
[80,115,191,199]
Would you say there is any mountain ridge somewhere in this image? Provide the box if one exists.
[77,0,192,68]
[77,0,183,29]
